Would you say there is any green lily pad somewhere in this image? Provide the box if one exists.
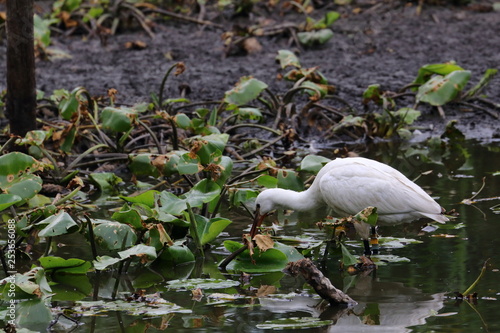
[276,50,301,69]
[36,212,79,237]
[300,155,331,173]
[417,70,471,106]
[89,172,123,195]
[192,215,231,246]
[39,256,91,274]
[256,317,333,330]
[75,298,190,316]
[120,190,159,208]
[0,194,22,212]
[183,179,221,208]
[297,29,334,46]
[93,221,137,250]
[0,152,43,201]
[128,154,161,177]
[223,240,304,273]
[413,62,464,86]
[166,278,240,290]
[93,256,122,270]
[15,299,53,331]
[224,77,268,106]
[277,169,304,191]
[100,106,137,132]
[158,243,195,265]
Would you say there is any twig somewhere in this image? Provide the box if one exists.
[147,6,224,30]
[459,101,499,119]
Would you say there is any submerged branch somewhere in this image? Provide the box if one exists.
[284,258,357,306]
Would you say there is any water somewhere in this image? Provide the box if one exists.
[7,139,500,332]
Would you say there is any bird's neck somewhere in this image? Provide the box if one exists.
[270,187,323,212]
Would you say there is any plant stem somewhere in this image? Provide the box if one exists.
[187,203,204,257]
[463,259,490,296]
[85,215,98,262]
[137,118,164,154]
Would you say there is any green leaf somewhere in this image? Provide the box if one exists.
[340,243,358,266]
[413,62,464,86]
[297,29,334,46]
[391,107,421,125]
[224,77,268,106]
[33,14,54,47]
[60,126,77,153]
[166,278,239,290]
[112,203,150,230]
[234,107,262,120]
[0,194,22,212]
[100,107,137,132]
[120,190,159,208]
[0,152,43,201]
[128,154,160,177]
[159,243,195,265]
[93,221,137,250]
[183,179,221,208]
[216,156,233,187]
[257,175,278,188]
[118,244,157,260]
[93,255,122,270]
[192,215,231,245]
[36,212,79,237]
[15,299,53,331]
[159,191,188,215]
[223,240,303,273]
[321,11,341,26]
[50,274,92,301]
[230,188,258,207]
[466,68,498,98]
[174,113,192,129]
[39,256,91,274]
[417,70,471,106]
[354,206,378,226]
[178,153,202,175]
[300,155,331,173]
[74,298,190,316]
[300,81,328,99]
[277,169,303,191]
[89,172,123,194]
[257,317,333,330]
[276,50,301,69]
[15,130,47,147]
[362,84,382,105]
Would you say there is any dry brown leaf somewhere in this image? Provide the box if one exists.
[256,285,276,297]
[243,37,262,54]
[254,234,274,252]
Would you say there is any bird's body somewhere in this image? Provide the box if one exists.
[255,157,448,225]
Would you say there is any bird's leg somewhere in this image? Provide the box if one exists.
[369,226,379,255]
[363,239,371,256]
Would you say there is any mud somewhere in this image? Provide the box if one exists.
[1,2,499,141]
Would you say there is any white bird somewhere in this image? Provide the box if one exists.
[252,157,448,248]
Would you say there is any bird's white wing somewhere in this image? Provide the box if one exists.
[317,159,442,219]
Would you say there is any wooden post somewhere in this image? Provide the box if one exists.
[6,0,37,137]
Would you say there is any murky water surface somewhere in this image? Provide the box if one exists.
[9,140,500,332]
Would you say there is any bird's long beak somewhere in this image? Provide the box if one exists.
[249,205,268,239]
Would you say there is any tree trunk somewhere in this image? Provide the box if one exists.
[6,0,37,137]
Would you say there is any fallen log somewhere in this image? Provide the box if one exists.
[283,258,357,307]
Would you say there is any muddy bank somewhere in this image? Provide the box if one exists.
[1,2,499,140]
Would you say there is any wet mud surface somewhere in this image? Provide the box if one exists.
[1,2,499,140]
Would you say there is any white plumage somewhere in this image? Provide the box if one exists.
[255,157,448,225]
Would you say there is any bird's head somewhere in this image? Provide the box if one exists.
[250,189,276,237]
[254,189,277,215]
